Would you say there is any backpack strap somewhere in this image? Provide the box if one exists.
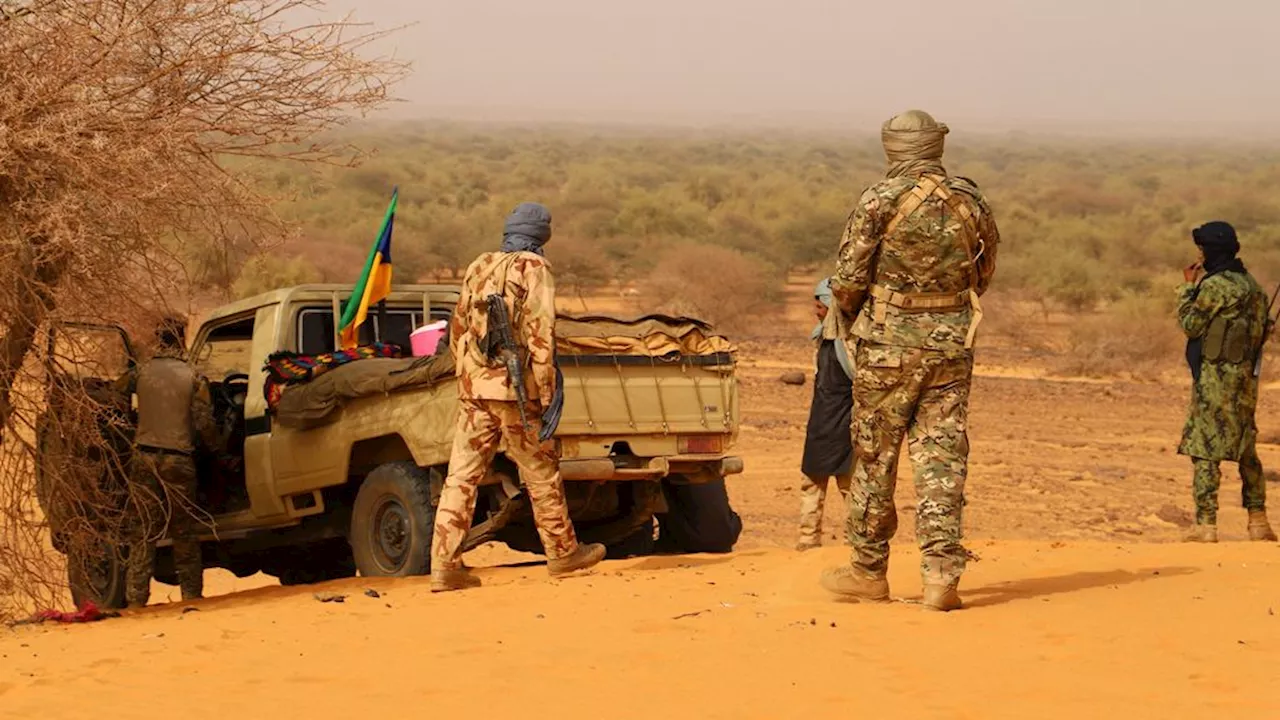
[881,174,988,349]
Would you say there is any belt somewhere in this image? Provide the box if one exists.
[869,284,968,311]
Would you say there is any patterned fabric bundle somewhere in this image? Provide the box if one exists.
[263,342,404,410]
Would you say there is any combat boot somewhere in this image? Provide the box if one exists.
[1247,511,1278,542]
[922,584,963,612]
[1183,524,1218,543]
[795,538,822,552]
[430,567,482,593]
[547,543,606,577]
[820,566,890,603]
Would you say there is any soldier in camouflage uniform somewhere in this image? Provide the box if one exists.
[127,317,217,607]
[1177,221,1277,543]
[821,110,999,612]
[430,203,606,592]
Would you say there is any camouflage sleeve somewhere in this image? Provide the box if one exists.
[1176,279,1227,339]
[975,197,1000,296]
[519,258,557,407]
[450,284,471,359]
[831,187,884,316]
[191,376,219,451]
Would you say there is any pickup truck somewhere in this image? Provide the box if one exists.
[37,284,744,608]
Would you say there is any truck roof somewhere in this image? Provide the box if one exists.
[200,283,464,326]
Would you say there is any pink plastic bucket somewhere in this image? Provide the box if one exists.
[410,321,448,357]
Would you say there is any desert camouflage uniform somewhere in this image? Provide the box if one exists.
[127,354,216,606]
[431,251,579,570]
[1177,271,1269,525]
[832,170,999,588]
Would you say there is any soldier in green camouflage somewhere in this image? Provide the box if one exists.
[821,110,999,612]
[1177,221,1277,543]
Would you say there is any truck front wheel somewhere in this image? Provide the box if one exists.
[349,462,435,577]
[67,544,128,610]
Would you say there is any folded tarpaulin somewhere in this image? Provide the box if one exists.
[554,313,736,358]
[272,351,456,430]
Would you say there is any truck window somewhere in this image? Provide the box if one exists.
[194,316,255,379]
[297,307,450,355]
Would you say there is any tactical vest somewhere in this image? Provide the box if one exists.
[872,173,989,348]
[134,356,198,453]
[1203,296,1262,365]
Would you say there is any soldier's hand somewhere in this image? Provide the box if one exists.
[1183,262,1203,283]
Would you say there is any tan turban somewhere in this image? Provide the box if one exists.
[881,110,949,170]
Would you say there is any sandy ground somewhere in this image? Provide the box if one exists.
[2,542,1278,719]
[4,279,1280,717]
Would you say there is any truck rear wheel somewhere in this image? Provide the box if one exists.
[349,461,435,577]
[655,474,742,554]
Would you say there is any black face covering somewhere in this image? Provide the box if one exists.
[1194,221,1245,278]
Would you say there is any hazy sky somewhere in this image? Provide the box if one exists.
[326,0,1279,135]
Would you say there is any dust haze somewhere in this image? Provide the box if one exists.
[327,0,1279,137]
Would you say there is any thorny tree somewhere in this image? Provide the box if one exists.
[0,0,405,619]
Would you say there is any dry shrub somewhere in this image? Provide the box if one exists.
[547,236,615,312]
[978,290,1053,355]
[1051,295,1183,378]
[642,244,781,335]
[0,0,404,619]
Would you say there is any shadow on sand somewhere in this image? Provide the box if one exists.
[960,566,1200,608]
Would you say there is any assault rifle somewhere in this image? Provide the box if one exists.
[483,293,532,435]
[1253,283,1280,378]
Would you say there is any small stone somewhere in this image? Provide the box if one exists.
[779,371,806,386]
[1155,504,1193,527]
[313,592,346,603]
[364,589,381,599]
[182,607,200,614]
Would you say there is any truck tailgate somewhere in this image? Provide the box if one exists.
[557,353,737,437]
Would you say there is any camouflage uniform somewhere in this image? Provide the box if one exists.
[1176,270,1269,526]
[829,111,999,594]
[127,353,216,606]
[431,247,580,571]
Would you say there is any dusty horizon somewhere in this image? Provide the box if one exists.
[323,0,1280,139]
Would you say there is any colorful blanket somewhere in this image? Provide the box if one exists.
[263,342,404,411]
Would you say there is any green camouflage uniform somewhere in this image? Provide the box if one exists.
[831,163,999,589]
[1176,271,1269,525]
[127,353,216,606]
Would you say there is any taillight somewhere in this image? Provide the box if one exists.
[678,435,724,454]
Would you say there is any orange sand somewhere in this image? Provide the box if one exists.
[3,541,1279,719]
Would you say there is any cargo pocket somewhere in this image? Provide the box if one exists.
[856,346,903,393]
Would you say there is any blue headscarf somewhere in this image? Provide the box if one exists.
[501,202,553,256]
[813,277,853,380]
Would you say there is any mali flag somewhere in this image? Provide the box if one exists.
[338,187,398,349]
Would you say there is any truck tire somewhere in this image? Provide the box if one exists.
[67,545,128,610]
[349,461,435,577]
[655,475,742,554]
